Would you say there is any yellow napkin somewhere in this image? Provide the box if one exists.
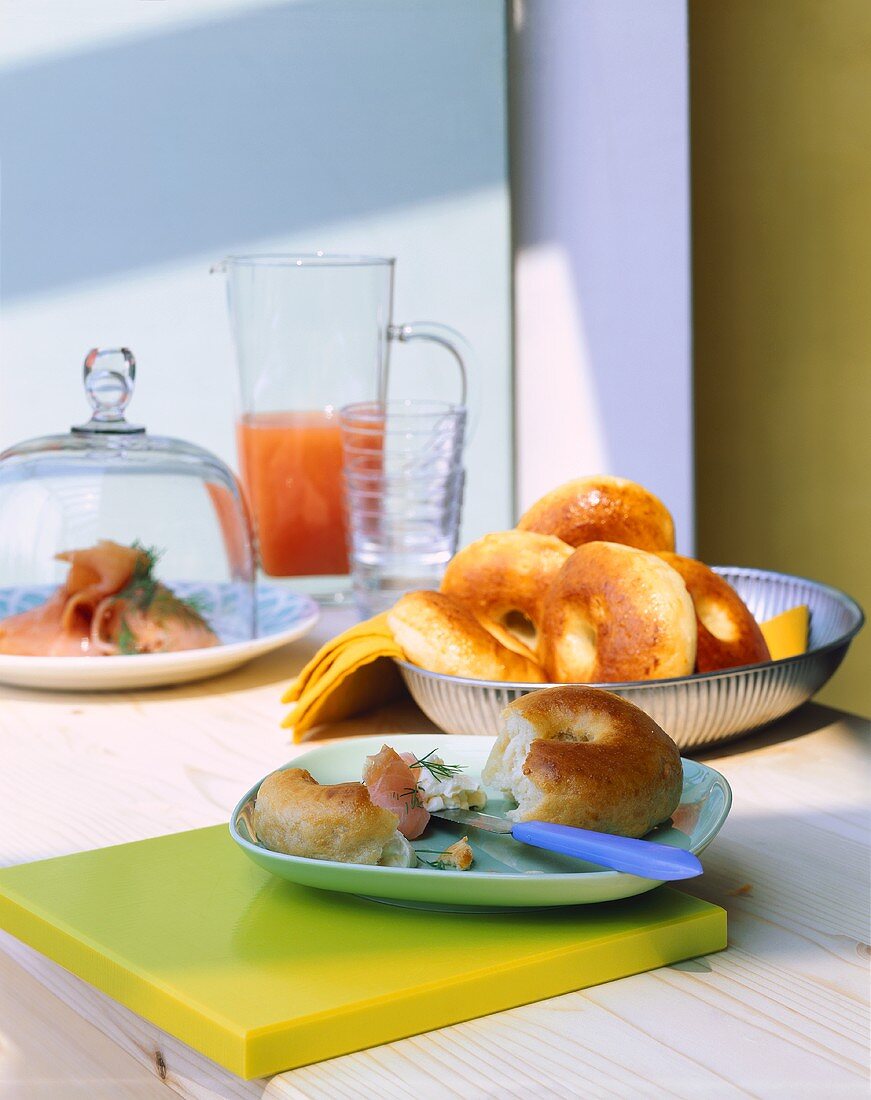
[281,612,406,740]
[759,605,809,661]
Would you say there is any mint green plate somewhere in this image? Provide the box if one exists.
[230,735,731,909]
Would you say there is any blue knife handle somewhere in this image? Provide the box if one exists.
[511,820,703,880]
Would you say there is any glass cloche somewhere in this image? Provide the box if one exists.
[0,348,255,656]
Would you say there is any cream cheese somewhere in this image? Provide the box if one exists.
[379,831,417,867]
[414,755,487,812]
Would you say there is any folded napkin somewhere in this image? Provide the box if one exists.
[759,604,809,661]
[281,612,407,740]
[282,605,809,741]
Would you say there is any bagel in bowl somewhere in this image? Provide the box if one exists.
[539,541,697,682]
[482,685,683,838]
[388,590,546,682]
[440,530,573,661]
[518,475,675,552]
[253,767,416,866]
[657,552,771,672]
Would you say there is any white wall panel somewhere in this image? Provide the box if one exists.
[513,0,693,550]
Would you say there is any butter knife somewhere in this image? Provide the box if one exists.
[430,809,703,880]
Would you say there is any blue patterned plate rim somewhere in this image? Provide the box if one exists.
[0,582,319,662]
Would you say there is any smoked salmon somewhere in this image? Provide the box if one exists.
[362,745,430,840]
[0,540,218,656]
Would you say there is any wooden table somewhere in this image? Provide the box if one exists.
[2,609,869,1099]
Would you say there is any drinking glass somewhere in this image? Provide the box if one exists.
[213,254,469,603]
[340,399,466,617]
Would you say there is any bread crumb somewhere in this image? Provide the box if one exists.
[438,836,474,871]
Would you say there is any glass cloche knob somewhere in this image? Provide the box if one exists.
[73,347,144,434]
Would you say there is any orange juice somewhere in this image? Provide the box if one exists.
[236,411,349,577]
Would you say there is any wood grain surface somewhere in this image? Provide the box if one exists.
[1,609,869,1099]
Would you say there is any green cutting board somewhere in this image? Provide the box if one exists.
[0,826,726,1079]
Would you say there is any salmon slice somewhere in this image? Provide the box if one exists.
[91,588,218,655]
[362,745,430,840]
[0,539,218,657]
[0,590,91,656]
[57,541,142,634]
[0,540,142,656]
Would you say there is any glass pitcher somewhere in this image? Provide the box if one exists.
[213,254,469,602]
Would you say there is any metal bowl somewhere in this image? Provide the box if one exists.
[397,567,864,753]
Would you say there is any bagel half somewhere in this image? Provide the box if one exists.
[253,767,415,865]
[539,541,697,682]
[482,685,683,837]
[657,552,771,672]
[388,590,546,682]
[440,530,573,661]
[518,475,675,552]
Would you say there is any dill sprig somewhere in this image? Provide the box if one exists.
[415,844,474,872]
[114,542,211,628]
[115,542,162,612]
[416,856,449,870]
[409,748,466,782]
[414,850,451,870]
[116,617,139,656]
[149,586,211,628]
[394,785,425,811]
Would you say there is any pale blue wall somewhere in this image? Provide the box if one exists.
[0,0,512,542]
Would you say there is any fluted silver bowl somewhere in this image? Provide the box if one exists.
[396,567,864,753]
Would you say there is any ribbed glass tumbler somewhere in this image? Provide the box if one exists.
[340,400,466,618]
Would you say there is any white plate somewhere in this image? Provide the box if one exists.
[0,583,319,691]
[231,734,732,909]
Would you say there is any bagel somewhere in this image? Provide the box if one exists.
[253,767,416,866]
[539,542,696,682]
[388,590,546,682]
[482,685,683,837]
[518,475,675,552]
[657,552,771,672]
[440,530,573,661]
